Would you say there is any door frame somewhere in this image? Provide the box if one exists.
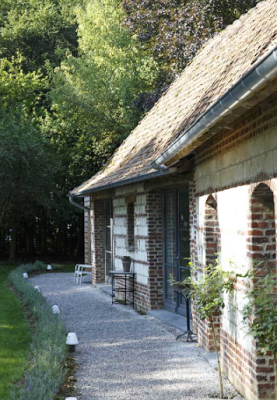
[104,199,114,283]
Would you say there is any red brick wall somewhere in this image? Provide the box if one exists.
[91,199,106,284]
[190,184,221,352]
[146,190,164,310]
[84,197,91,264]
[189,179,207,347]
[248,184,276,276]
[221,329,259,399]
[192,94,277,398]
[114,278,150,310]
[204,196,221,351]
[111,189,164,312]
[248,183,276,399]
[205,196,219,267]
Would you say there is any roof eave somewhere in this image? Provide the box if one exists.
[152,44,277,169]
[69,167,177,198]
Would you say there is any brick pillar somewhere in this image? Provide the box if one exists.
[249,183,276,399]
[91,199,105,284]
[189,178,203,341]
[204,195,221,352]
[146,190,163,309]
[84,196,91,264]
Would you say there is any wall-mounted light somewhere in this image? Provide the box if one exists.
[66,332,79,353]
[23,273,28,279]
[52,305,60,314]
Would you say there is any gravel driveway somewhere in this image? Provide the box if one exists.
[29,273,241,400]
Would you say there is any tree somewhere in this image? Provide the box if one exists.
[122,0,260,106]
[0,0,81,72]
[0,57,47,119]
[0,1,82,259]
[50,0,159,180]
[0,110,59,260]
[0,0,158,260]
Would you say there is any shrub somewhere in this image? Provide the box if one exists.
[9,261,67,400]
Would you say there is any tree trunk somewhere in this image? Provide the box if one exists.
[62,221,67,256]
[26,225,34,256]
[273,352,277,400]
[211,318,224,398]
[0,227,4,257]
[55,222,63,256]
[41,217,47,255]
[9,225,17,261]
[69,223,74,257]
[76,214,84,257]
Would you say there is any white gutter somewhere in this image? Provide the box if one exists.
[68,166,176,198]
[69,196,90,212]
[152,44,277,168]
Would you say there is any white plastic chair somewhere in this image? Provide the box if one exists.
[74,264,91,284]
[74,264,80,283]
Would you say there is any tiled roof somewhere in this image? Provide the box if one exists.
[71,0,277,196]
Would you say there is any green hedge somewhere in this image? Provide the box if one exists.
[9,261,67,400]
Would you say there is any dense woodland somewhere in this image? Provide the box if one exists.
[0,0,259,261]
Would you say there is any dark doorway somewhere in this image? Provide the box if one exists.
[163,188,191,317]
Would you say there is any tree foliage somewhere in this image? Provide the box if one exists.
[0,110,58,231]
[123,0,260,105]
[0,0,159,260]
[0,0,259,260]
[0,0,81,72]
[49,0,159,180]
[0,57,47,118]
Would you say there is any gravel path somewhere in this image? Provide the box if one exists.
[29,273,241,400]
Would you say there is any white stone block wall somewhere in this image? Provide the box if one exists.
[195,114,277,352]
[113,185,149,286]
[193,98,277,400]
[196,187,252,351]
[195,123,277,194]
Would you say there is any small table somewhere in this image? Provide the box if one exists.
[110,271,136,308]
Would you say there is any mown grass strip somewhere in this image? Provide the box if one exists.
[8,261,68,400]
[0,264,31,400]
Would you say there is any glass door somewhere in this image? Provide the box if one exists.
[164,190,177,312]
[163,188,191,316]
[104,199,113,283]
[177,188,191,317]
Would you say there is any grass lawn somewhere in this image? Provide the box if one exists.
[53,263,75,273]
[0,264,31,399]
[0,261,75,398]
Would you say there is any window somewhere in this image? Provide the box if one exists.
[127,202,135,249]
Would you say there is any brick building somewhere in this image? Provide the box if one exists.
[69,1,277,399]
